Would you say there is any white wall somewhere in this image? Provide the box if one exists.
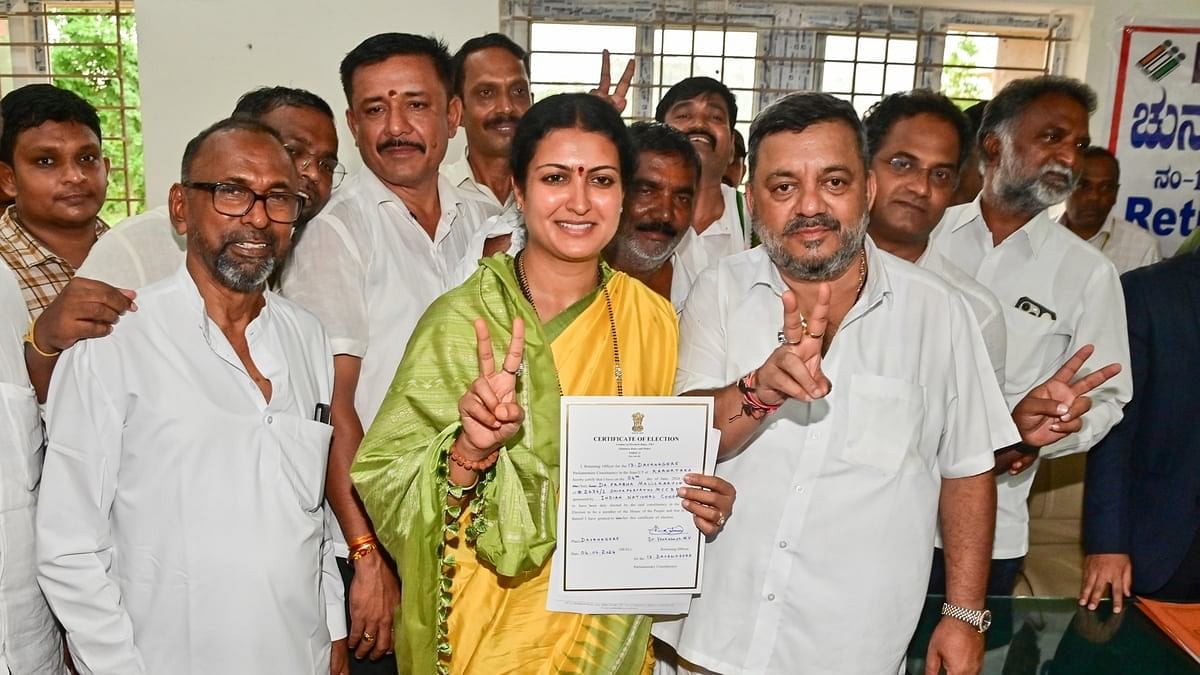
[135,0,499,207]
[133,0,1200,210]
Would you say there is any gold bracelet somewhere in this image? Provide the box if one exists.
[348,542,378,563]
[23,316,60,358]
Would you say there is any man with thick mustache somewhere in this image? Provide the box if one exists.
[654,92,1013,675]
[444,33,531,220]
[592,64,747,304]
[282,33,487,673]
[36,117,348,675]
[929,76,1132,594]
[605,121,699,309]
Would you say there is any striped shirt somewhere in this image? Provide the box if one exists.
[0,205,107,319]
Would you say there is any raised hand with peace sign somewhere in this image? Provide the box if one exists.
[997,343,1122,475]
[752,285,834,406]
[589,49,636,115]
[450,318,527,483]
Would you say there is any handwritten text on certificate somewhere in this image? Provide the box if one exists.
[559,397,716,595]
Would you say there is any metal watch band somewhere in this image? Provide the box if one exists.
[941,602,991,633]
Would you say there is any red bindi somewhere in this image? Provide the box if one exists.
[576,166,585,176]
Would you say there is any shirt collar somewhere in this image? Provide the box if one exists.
[748,235,893,312]
[0,204,107,268]
[441,145,473,188]
[171,263,273,345]
[954,195,1055,259]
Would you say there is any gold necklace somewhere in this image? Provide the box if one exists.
[516,251,623,396]
[777,249,868,346]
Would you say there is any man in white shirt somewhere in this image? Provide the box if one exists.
[77,86,343,290]
[36,118,347,675]
[443,33,531,221]
[657,92,1015,675]
[1060,146,1162,274]
[654,77,749,301]
[604,122,699,310]
[862,89,1008,384]
[929,76,1133,593]
[281,33,488,671]
[0,266,63,674]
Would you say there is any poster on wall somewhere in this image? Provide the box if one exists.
[1108,21,1200,256]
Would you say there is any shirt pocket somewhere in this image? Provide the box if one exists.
[0,381,44,491]
[272,415,333,513]
[1001,305,1071,395]
[843,374,926,474]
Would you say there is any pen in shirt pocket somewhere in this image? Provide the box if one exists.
[314,403,331,424]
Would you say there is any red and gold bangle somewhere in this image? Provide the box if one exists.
[347,534,379,563]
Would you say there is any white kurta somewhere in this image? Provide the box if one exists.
[671,184,749,307]
[36,266,345,675]
[930,198,1133,559]
[655,241,1013,675]
[0,266,64,675]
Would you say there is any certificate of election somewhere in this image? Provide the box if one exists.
[547,396,716,614]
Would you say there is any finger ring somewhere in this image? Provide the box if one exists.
[502,365,520,376]
[716,514,727,528]
[805,330,825,340]
[362,631,375,643]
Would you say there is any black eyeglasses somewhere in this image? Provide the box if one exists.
[283,143,347,189]
[182,182,307,224]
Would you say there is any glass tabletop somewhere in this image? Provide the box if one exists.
[906,595,1200,674]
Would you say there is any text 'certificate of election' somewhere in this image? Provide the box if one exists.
[559,396,716,595]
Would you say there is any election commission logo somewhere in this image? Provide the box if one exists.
[1137,40,1188,82]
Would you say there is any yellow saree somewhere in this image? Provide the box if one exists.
[351,254,677,674]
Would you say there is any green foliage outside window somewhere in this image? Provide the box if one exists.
[49,9,142,223]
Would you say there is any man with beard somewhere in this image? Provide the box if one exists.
[929,76,1132,594]
[1060,147,1160,274]
[654,92,1016,675]
[36,118,348,675]
[444,33,531,220]
[604,121,699,309]
[77,86,343,290]
[281,33,488,673]
[592,62,747,302]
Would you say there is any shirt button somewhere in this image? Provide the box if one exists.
[808,432,821,440]
[767,593,776,601]
[778,541,788,549]
[266,415,274,424]
[794,485,804,494]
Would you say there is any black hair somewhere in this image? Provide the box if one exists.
[654,76,738,132]
[232,86,334,121]
[1082,145,1120,179]
[978,76,1096,159]
[509,93,635,190]
[731,127,746,161]
[340,33,453,104]
[180,117,285,182]
[451,33,529,98]
[629,121,701,182]
[748,93,867,178]
[863,89,972,168]
[964,100,987,138]
[0,84,101,164]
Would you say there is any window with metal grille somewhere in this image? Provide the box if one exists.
[503,1,1072,135]
[0,0,141,223]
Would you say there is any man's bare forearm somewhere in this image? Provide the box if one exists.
[939,471,995,607]
[329,355,374,542]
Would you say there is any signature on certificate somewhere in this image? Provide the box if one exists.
[648,524,686,536]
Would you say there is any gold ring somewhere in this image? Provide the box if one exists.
[806,330,825,340]
[362,631,375,643]
[717,514,727,528]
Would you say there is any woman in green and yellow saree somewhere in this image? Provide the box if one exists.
[350,93,734,675]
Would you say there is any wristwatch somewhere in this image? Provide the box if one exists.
[941,602,992,633]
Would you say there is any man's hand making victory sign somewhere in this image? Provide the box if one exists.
[457,318,527,458]
[754,285,834,405]
[589,49,636,115]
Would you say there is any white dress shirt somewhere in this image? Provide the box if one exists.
[281,170,486,554]
[1065,215,1163,275]
[442,145,518,220]
[0,266,64,675]
[930,198,1133,559]
[36,267,345,675]
[75,206,184,290]
[672,184,748,306]
[655,241,1013,675]
[916,246,1007,388]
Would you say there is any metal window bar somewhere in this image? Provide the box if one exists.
[0,0,141,220]
[503,1,1071,124]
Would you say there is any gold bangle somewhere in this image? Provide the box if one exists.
[346,533,378,550]
[348,542,378,563]
[23,316,60,358]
